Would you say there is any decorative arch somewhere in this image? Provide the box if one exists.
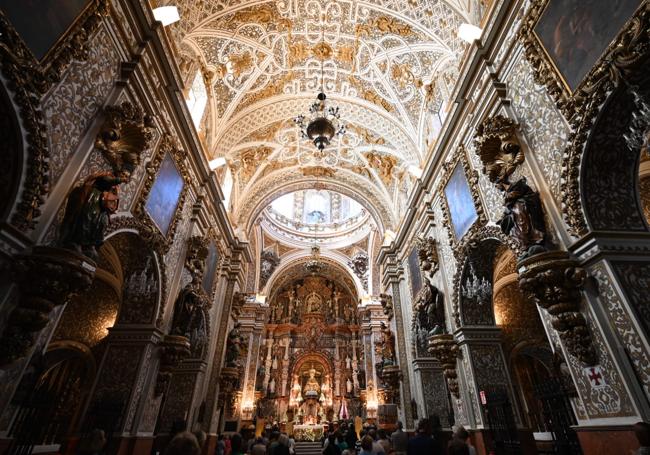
[236,168,396,233]
[264,251,363,300]
[450,225,516,328]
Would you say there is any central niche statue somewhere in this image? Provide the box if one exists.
[303,368,321,397]
[170,276,208,357]
[224,322,244,367]
[305,292,322,313]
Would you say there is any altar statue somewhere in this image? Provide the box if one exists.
[306,293,321,313]
[290,374,302,405]
[268,377,276,395]
[346,377,353,394]
[304,368,321,397]
[345,355,351,369]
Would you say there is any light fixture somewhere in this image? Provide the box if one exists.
[294,26,346,151]
[152,6,180,26]
[304,245,324,275]
[458,23,482,43]
[461,263,492,306]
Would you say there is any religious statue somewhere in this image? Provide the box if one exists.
[224,322,244,367]
[59,170,131,259]
[375,322,397,367]
[303,368,321,397]
[498,177,548,258]
[290,374,302,404]
[268,377,276,395]
[170,277,208,358]
[306,292,321,313]
[414,283,445,336]
[345,355,351,369]
[346,377,353,394]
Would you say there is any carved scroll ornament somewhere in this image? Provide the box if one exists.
[518,251,598,365]
[428,333,460,398]
[474,115,523,186]
[95,101,155,175]
[416,236,439,279]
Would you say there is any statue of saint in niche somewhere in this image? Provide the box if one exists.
[59,169,132,259]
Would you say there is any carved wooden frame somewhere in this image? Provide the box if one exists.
[520,2,650,235]
[517,0,645,119]
[134,134,191,252]
[437,146,487,258]
[0,1,109,231]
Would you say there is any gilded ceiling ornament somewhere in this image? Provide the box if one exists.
[226,51,253,78]
[289,41,310,66]
[235,146,274,182]
[95,101,155,175]
[364,151,397,186]
[391,63,423,90]
[302,167,336,178]
[348,125,386,145]
[356,16,413,38]
[347,76,394,112]
[335,45,355,66]
[312,42,333,60]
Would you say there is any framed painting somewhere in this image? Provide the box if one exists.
[533,0,641,93]
[0,0,94,60]
[444,163,479,240]
[145,152,185,236]
[202,241,219,294]
[407,247,422,298]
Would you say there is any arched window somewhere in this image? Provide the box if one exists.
[222,166,233,210]
[186,71,207,130]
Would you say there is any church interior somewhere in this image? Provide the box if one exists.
[0,0,649,454]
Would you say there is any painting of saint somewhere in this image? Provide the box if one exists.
[534,0,641,92]
[0,0,91,60]
[202,242,219,294]
[444,164,478,240]
[145,153,184,236]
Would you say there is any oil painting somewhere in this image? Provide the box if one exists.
[444,164,478,240]
[534,0,641,92]
[408,246,422,298]
[145,153,184,236]
[202,242,219,294]
[0,0,91,60]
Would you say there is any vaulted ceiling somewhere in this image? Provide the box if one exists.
[163,0,481,231]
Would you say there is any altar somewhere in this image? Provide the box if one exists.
[293,424,325,442]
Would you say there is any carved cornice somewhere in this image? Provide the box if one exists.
[436,146,488,258]
[133,134,191,252]
[519,1,650,236]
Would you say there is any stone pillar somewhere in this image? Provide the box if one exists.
[203,256,243,435]
[412,359,451,427]
[80,326,162,451]
[382,257,414,428]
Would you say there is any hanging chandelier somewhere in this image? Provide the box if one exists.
[293,29,346,151]
[461,263,492,306]
[304,245,324,275]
